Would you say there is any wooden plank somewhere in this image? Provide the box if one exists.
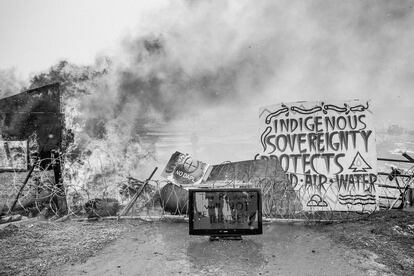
[118,167,158,217]
[378,172,413,178]
[402,153,414,162]
[377,158,414,164]
[8,164,36,213]
[0,214,22,224]
[377,184,401,189]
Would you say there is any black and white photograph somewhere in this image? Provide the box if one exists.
[0,0,413,275]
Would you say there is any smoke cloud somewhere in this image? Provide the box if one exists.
[83,0,414,127]
[74,0,413,160]
[49,0,414,200]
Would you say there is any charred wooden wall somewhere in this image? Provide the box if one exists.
[0,83,64,169]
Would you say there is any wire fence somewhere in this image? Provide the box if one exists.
[376,158,414,210]
[1,154,413,222]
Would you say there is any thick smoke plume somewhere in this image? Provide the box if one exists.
[81,0,412,149]
[83,0,414,131]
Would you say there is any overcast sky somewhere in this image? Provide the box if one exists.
[0,0,169,77]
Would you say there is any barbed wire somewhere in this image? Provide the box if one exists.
[1,154,413,222]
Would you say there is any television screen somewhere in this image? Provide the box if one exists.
[188,188,262,236]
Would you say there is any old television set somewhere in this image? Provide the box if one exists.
[188,188,262,239]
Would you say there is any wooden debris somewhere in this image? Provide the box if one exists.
[9,165,36,213]
[0,215,22,224]
[85,198,120,218]
[73,214,187,222]
[55,214,71,222]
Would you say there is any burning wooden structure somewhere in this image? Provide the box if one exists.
[0,83,67,216]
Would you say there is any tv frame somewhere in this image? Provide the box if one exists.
[188,188,263,237]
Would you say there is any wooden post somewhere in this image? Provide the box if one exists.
[118,167,158,217]
[402,152,414,163]
[52,150,67,215]
[9,164,36,213]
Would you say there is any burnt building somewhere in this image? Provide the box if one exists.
[0,83,64,170]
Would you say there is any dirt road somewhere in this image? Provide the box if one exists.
[51,222,387,276]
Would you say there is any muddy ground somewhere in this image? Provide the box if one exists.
[0,210,413,276]
[324,210,414,275]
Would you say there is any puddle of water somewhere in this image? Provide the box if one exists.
[54,222,368,275]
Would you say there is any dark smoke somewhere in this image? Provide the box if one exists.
[64,0,414,171]
[93,0,414,132]
[114,35,274,123]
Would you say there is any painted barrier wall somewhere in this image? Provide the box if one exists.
[258,100,378,212]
